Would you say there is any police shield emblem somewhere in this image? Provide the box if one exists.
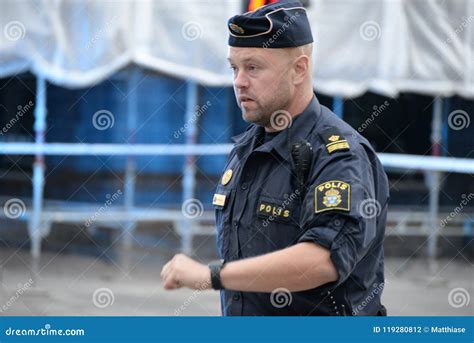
[315,180,350,213]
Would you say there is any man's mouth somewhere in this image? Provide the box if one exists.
[239,96,254,104]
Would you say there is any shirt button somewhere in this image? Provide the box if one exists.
[233,221,238,228]
[233,294,241,301]
[241,183,248,190]
[333,218,343,228]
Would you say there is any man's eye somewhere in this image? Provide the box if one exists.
[248,65,258,71]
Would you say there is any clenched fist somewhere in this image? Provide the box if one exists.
[160,254,212,290]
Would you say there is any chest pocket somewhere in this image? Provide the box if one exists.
[213,186,233,259]
[254,194,303,251]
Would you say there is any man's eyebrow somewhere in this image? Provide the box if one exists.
[227,57,264,64]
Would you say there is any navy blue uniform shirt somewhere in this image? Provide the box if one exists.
[214,95,389,316]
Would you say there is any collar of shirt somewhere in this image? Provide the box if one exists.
[231,94,321,161]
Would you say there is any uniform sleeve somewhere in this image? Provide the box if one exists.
[297,143,380,287]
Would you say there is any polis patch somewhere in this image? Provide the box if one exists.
[315,180,350,213]
[257,200,291,223]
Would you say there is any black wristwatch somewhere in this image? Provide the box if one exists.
[208,259,226,290]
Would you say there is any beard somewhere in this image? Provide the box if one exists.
[241,106,270,126]
[238,84,291,128]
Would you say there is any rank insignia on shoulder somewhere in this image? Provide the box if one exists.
[320,128,350,154]
[315,180,350,213]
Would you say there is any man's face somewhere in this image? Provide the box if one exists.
[227,47,294,128]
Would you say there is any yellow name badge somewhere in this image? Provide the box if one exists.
[315,180,350,213]
[212,193,227,207]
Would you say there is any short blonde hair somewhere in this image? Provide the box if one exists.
[283,43,313,59]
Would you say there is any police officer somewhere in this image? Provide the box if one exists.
[161,0,389,316]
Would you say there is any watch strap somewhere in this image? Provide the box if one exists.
[209,260,225,290]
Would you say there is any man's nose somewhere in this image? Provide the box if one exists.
[234,70,249,89]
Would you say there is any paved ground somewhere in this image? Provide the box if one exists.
[0,247,472,316]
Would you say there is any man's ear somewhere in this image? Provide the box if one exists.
[292,55,310,86]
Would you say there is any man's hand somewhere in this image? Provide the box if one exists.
[160,254,212,290]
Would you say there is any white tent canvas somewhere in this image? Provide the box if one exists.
[0,0,473,97]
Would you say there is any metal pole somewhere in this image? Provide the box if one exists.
[427,97,442,269]
[29,77,47,266]
[181,81,199,255]
[122,66,139,258]
[332,96,344,118]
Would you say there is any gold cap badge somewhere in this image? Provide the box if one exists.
[229,23,245,35]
